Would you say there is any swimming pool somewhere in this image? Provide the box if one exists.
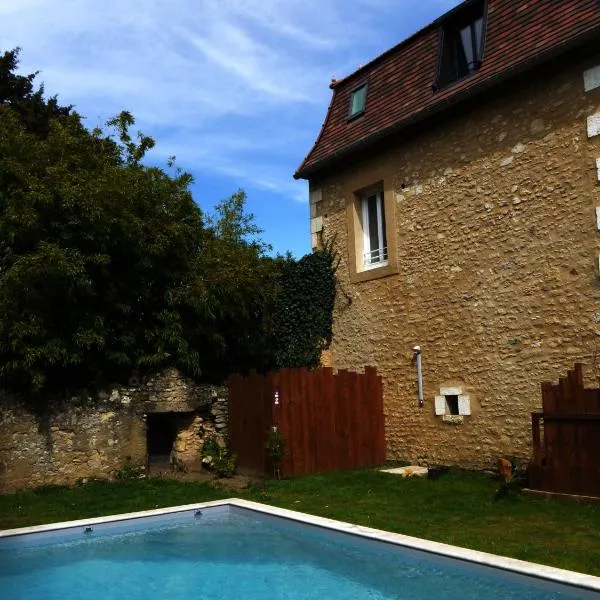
[1,499,598,599]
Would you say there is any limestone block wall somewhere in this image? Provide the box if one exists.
[310,48,600,470]
[0,369,228,492]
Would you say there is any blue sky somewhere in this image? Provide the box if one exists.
[0,0,461,257]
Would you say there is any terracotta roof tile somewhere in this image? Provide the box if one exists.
[295,0,600,179]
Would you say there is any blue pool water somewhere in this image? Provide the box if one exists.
[0,506,596,599]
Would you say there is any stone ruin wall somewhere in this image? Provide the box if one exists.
[0,368,228,493]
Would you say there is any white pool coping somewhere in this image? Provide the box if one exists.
[2,498,600,593]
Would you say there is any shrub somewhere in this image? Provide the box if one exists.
[201,435,236,478]
[266,428,286,479]
[115,457,146,480]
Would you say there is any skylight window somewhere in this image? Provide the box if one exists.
[436,0,486,89]
[348,83,367,119]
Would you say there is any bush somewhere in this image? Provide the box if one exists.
[201,435,236,478]
[115,458,146,480]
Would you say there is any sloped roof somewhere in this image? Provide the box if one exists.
[295,0,600,180]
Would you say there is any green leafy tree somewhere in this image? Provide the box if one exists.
[0,49,337,406]
[0,54,208,402]
[0,48,73,138]
[190,190,285,379]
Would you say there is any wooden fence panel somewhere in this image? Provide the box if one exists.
[228,366,385,477]
[349,371,361,469]
[336,369,350,471]
[530,364,600,497]
[228,371,271,474]
[320,367,335,473]
[312,368,324,473]
[305,368,318,473]
[368,367,387,464]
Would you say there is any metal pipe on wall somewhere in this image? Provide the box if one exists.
[413,346,424,407]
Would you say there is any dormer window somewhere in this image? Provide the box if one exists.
[348,83,367,120]
[436,0,486,89]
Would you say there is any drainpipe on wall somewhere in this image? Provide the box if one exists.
[413,346,424,408]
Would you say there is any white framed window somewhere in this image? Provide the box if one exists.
[360,189,388,270]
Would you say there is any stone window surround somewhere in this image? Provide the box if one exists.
[344,176,398,283]
[435,386,471,423]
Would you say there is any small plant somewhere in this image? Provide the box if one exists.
[266,428,286,480]
[115,457,146,480]
[495,456,525,499]
[201,434,236,478]
[201,435,221,463]
[212,451,237,478]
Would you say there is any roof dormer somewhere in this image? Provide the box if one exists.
[435,0,487,90]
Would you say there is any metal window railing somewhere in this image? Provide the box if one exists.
[363,246,388,266]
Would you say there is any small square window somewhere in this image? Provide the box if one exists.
[436,1,486,89]
[348,84,368,119]
[359,189,387,269]
[435,390,471,417]
[445,395,459,415]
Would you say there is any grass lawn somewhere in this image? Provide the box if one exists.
[1,469,600,576]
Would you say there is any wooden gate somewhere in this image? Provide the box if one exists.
[529,364,600,497]
[228,367,386,477]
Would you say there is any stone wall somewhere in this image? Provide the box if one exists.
[309,48,600,470]
[0,369,228,493]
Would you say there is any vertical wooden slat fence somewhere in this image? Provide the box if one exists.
[529,363,600,497]
[228,367,386,477]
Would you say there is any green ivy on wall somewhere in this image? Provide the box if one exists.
[272,246,337,369]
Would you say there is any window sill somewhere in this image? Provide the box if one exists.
[350,261,398,284]
[433,66,481,93]
[363,260,388,271]
[442,415,464,425]
[347,111,365,123]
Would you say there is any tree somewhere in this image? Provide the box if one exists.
[0,49,337,406]
[0,48,73,139]
[0,55,208,401]
[188,190,285,379]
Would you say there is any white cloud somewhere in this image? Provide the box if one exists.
[0,0,462,207]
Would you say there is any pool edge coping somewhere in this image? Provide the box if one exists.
[1,497,599,593]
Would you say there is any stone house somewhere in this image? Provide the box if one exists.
[0,369,228,492]
[295,0,600,469]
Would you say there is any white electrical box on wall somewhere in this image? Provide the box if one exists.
[458,395,471,416]
[434,396,446,416]
[588,114,600,138]
[584,65,600,92]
